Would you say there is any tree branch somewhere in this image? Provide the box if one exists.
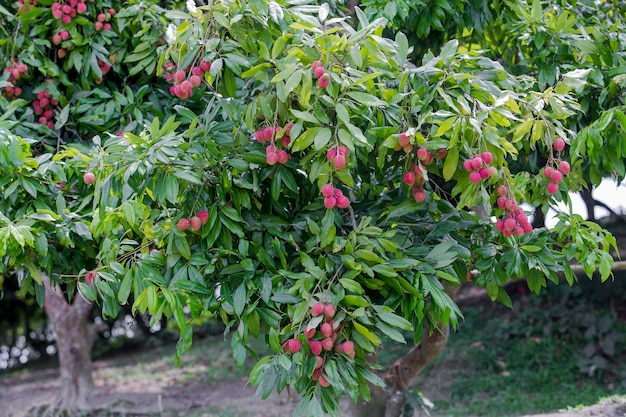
[382,283,460,417]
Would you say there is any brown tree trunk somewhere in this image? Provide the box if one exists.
[352,283,460,417]
[42,274,97,412]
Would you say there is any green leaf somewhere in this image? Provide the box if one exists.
[442,146,458,180]
[233,284,246,317]
[347,91,386,107]
[118,270,133,304]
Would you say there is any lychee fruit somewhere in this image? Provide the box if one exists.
[311,302,325,316]
[190,216,202,231]
[177,218,191,231]
[83,172,96,184]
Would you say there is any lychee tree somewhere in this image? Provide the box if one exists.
[0,1,621,417]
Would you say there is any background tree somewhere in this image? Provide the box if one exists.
[0,1,623,417]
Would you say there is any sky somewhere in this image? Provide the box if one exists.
[545,178,626,227]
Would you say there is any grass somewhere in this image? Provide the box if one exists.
[405,278,626,416]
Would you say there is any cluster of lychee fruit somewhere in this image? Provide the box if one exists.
[327,146,348,170]
[283,302,355,388]
[543,138,570,195]
[33,89,59,130]
[177,210,209,232]
[94,9,115,31]
[311,60,330,89]
[464,151,497,183]
[495,185,533,237]
[164,61,212,99]
[402,163,428,203]
[51,0,91,25]
[255,123,292,165]
[52,30,71,46]
[321,184,350,209]
[2,62,29,99]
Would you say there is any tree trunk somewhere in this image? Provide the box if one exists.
[42,274,97,412]
[352,283,460,417]
[580,188,596,222]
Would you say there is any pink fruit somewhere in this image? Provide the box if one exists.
[553,138,565,152]
[326,148,337,162]
[53,9,63,18]
[177,218,190,231]
[471,156,483,170]
[495,219,505,231]
[189,75,201,87]
[333,154,346,169]
[558,161,570,175]
[52,34,62,45]
[323,304,336,318]
[311,302,325,316]
[497,185,507,197]
[547,182,559,195]
[523,223,533,233]
[318,73,330,88]
[504,199,516,212]
[318,375,330,387]
[173,70,186,83]
[313,66,325,79]
[104,23,112,31]
[95,21,104,31]
[398,132,410,147]
[60,30,70,40]
[341,340,355,358]
[514,226,525,236]
[200,60,212,72]
[412,187,426,203]
[315,356,323,369]
[416,148,428,161]
[197,210,209,225]
[504,218,516,232]
[321,323,332,337]
[481,151,493,165]
[324,196,336,209]
[83,172,95,184]
[304,328,316,338]
[550,170,563,184]
[463,159,473,172]
[469,171,481,183]
[262,126,275,141]
[287,338,302,354]
[312,368,321,381]
[311,60,323,70]
[487,166,498,177]
[497,196,507,209]
[190,216,202,231]
[86,271,95,283]
[266,152,279,165]
[336,195,350,209]
[97,12,106,22]
[321,338,334,351]
[58,48,67,58]
[321,184,334,197]
[309,339,322,356]
[76,2,86,13]
[337,146,348,156]
[403,172,416,186]
[479,167,490,179]
[277,150,289,164]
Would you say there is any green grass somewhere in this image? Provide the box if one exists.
[406,280,626,417]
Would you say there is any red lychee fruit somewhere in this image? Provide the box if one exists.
[197,210,209,225]
[469,171,481,183]
[83,172,96,184]
[321,184,334,198]
[311,302,325,316]
[398,132,410,147]
[318,375,330,387]
[481,151,493,165]
[471,156,483,170]
[336,195,350,209]
[553,138,565,152]
[190,216,202,231]
[321,323,332,337]
[547,182,559,195]
[412,186,426,203]
[313,66,325,79]
[323,304,336,318]
[332,153,346,169]
[463,159,473,172]
[550,170,563,184]
[321,338,334,351]
[558,161,570,175]
[341,340,355,358]
[177,218,190,231]
[309,339,322,356]
[287,338,301,354]
[324,196,337,209]
[315,356,323,369]
[497,185,507,197]
[318,73,330,89]
[311,60,323,70]
[403,172,416,186]
[173,69,186,84]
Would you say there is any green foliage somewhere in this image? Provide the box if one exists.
[0,0,623,415]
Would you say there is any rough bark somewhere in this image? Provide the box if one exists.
[41,274,97,413]
[352,283,461,417]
